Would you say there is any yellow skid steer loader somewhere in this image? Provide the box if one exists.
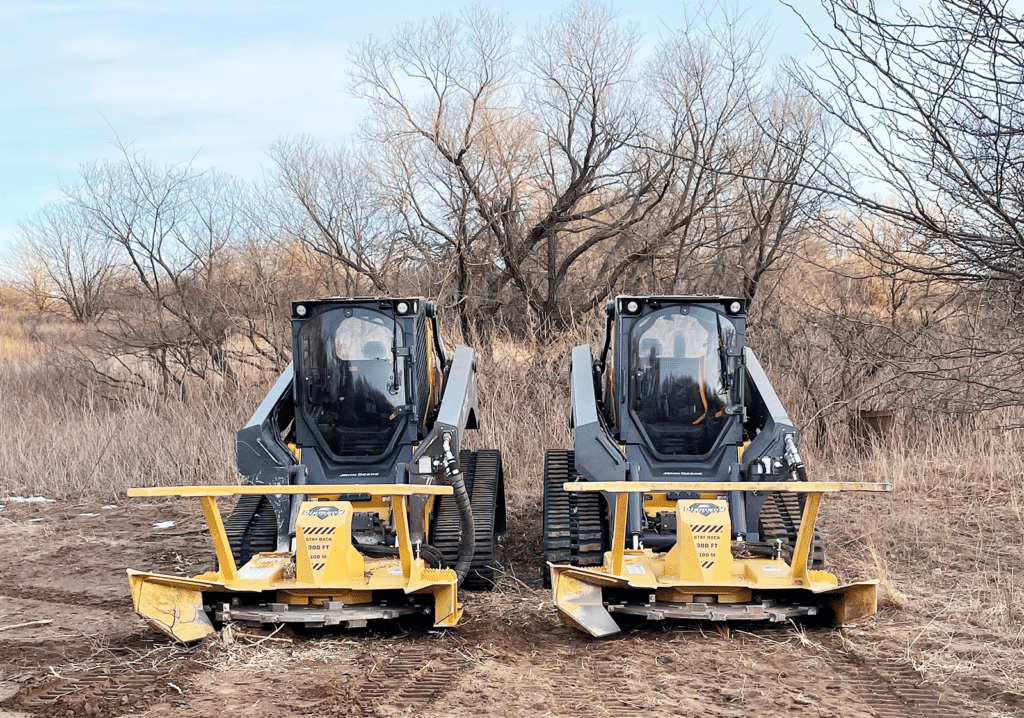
[130,298,505,642]
[544,296,891,636]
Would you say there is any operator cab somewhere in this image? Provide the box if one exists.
[629,305,736,455]
[297,305,407,458]
[598,296,746,477]
[285,298,446,483]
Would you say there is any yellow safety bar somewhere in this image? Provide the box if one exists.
[128,484,454,583]
[563,480,892,581]
[128,484,454,498]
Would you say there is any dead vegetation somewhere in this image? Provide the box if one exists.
[0,3,1021,712]
[2,293,1021,705]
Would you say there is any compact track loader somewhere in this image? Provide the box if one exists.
[544,296,891,637]
[129,298,506,642]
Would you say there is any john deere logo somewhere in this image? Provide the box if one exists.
[686,502,725,517]
[304,506,342,520]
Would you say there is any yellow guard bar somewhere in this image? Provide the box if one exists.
[129,484,454,586]
[562,481,891,493]
[129,484,454,498]
[565,481,892,584]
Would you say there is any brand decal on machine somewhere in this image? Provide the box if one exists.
[304,506,342,520]
[686,502,726,517]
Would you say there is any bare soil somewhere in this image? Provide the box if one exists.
[1,497,1021,718]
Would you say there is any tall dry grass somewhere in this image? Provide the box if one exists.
[0,316,259,500]
[462,330,583,572]
[812,421,1024,632]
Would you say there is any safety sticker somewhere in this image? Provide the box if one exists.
[390,567,403,575]
[240,567,274,579]
[626,565,646,575]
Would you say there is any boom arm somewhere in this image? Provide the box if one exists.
[411,344,479,466]
[408,344,480,584]
[742,348,802,479]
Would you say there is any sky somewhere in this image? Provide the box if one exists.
[0,0,834,261]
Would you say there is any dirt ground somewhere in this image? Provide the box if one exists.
[1,497,1022,718]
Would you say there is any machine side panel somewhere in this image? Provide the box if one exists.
[571,344,628,483]
[237,363,297,484]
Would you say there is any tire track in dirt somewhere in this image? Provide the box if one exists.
[2,648,195,718]
[0,583,130,612]
[12,669,178,712]
[352,646,469,714]
[820,636,977,718]
[541,665,652,718]
[725,626,989,717]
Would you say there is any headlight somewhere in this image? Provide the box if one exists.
[295,304,308,317]
[396,301,410,315]
[625,300,640,314]
[727,300,742,314]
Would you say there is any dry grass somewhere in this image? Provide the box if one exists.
[0,316,257,500]
[3,309,1021,703]
[808,425,1024,692]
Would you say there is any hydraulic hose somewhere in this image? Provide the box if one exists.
[442,432,475,585]
[356,542,446,569]
[784,434,809,482]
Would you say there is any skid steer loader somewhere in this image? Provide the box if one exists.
[128,298,506,642]
[543,296,891,637]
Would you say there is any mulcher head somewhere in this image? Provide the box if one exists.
[128,485,461,642]
[549,481,891,637]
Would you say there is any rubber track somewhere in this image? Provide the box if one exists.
[224,494,278,568]
[463,449,503,590]
[758,491,825,569]
[542,450,606,588]
[431,449,504,590]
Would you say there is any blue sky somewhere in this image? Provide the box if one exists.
[0,0,832,259]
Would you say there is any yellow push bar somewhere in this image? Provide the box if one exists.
[129,484,454,582]
[128,484,454,498]
[562,481,892,493]
[565,480,891,579]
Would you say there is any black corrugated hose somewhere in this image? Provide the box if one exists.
[443,432,475,584]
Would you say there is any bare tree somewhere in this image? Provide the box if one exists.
[67,142,247,395]
[789,0,1024,286]
[18,201,115,321]
[639,14,836,310]
[787,0,1024,414]
[643,16,764,295]
[351,3,676,334]
[273,4,842,336]
[268,137,410,295]
[732,80,836,304]
[350,5,521,335]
